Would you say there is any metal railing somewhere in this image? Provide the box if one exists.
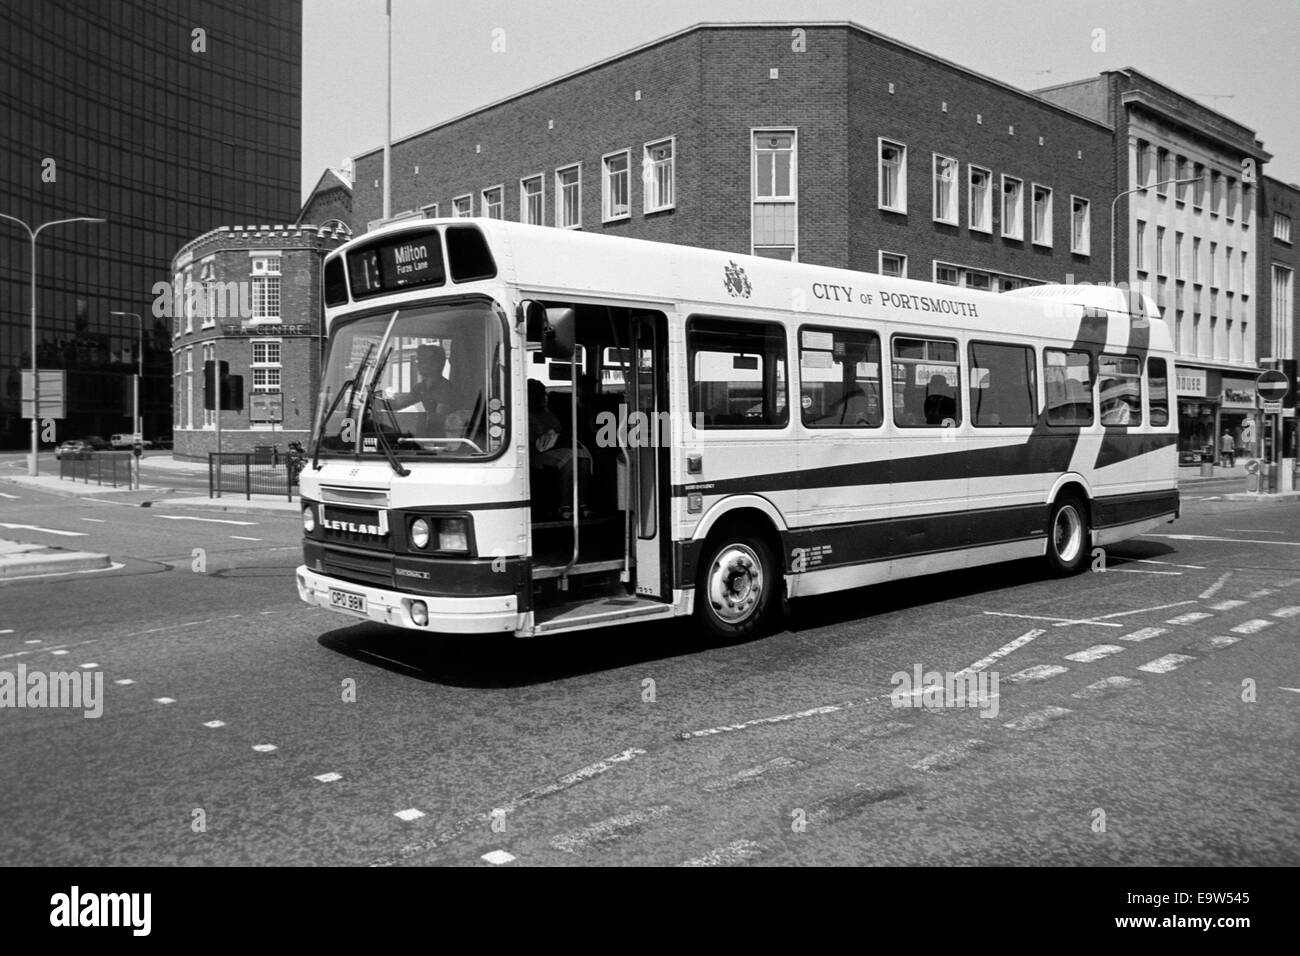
[208,452,297,501]
[59,451,136,487]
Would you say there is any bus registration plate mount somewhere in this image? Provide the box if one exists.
[329,588,367,616]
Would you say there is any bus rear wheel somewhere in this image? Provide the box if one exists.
[1046,495,1090,576]
[695,531,776,641]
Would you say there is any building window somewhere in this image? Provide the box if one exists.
[1276,213,1293,243]
[250,255,280,322]
[251,339,282,395]
[1193,164,1205,208]
[1226,245,1234,291]
[964,271,992,291]
[1192,236,1201,283]
[1226,177,1237,220]
[687,317,788,429]
[201,343,216,428]
[1209,241,1217,287]
[1070,196,1090,255]
[1136,220,1147,272]
[1031,185,1052,246]
[1001,175,1024,239]
[1241,250,1250,297]
[969,165,992,233]
[421,202,439,218]
[892,336,961,427]
[879,251,907,278]
[643,137,674,213]
[1156,148,1170,194]
[183,265,194,333]
[1174,232,1184,279]
[1175,157,1190,203]
[933,154,958,224]
[935,264,959,285]
[968,342,1037,428]
[878,139,906,212]
[184,346,193,430]
[1273,265,1294,361]
[602,149,631,221]
[800,327,882,428]
[200,260,215,327]
[520,175,543,225]
[1210,172,1222,216]
[555,165,581,228]
[452,194,472,217]
[481,186,504,220]
[1156,226,1166,275]
[1242,184,1253,225]
[753,130,797,260]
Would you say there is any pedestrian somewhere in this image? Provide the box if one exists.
[1219,429,1235,468]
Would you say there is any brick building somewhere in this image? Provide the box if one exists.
[168,222,350,459]
[1261,175,1299,459]
[353,22,1114,292]
[298,167,355,233]
[1037,69,1272,463]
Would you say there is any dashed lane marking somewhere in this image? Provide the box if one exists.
[1225,529,1285,534]
[314,772,343,783]
[50,650,67,656]
[1281,688,1300,694]
[1063,601,1196,627]
[252,744,277,753]
[1119,627,1167,643]
[1112,568,1181,575]
[79,517,106,523]
[78,663,97,669]
[0,492,20,499]
[154,697,175,704]
[1273,607,1300,619]
[702,756,804,793]
[912,739,991,772]
[154,515,257,526]
[1134,559,1206,569]
[21,639,37,643]
[678,840,765,867]
[1248,589,1276,599]
[1230,619,1274,635]
[1064,644,1126,663]
[549,805,673,854]
[229,535,262,541]
[1006,664,1069,683]
[114,679,134,686]
[1138,654,1198,674]
[1145,534,1300,547]
[202,720,226,729]
[957,628,1047,675]
[1073,676,1141,700]
[394,809,425,822]
[1004,706,1072,731]
[1209,635,1241,649]
[983,611,1121,627]
[1210,600,1248,611]
[0,522,85,536]
[1167,612,1214,625]
[1199,571,1233,600]
[677,702,854,740]
[481,850,515,865]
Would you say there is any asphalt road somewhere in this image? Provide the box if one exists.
[1,480,1297,866]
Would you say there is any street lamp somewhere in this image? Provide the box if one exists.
[0,213,107,476]
[1109,177,1201,285]
[110,310,142,489]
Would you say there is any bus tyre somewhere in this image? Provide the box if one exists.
[1046,495,1089,576]
[695,532,776,641]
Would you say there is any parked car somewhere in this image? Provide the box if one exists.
[55,440,92,459]
[82,435,111,450]
[110,433,153,449]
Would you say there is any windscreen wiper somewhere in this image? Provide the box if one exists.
[310,341,374,472]
[359,345,410,477]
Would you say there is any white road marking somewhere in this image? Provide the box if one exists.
[1070,601,1197,626]
[1272,607,1300,619]
[80,517,107,523]
[1138,653,1197,674]
[78,663,97,669]
[1281,688,1300,694]
[202,720,226,728]
[677,703,852,739]
[549,805,673,854]
[50,650,67,656]
[1004,706,1071,731]
[154,515,257,526]
[702,756,803,792]
[1199,571,1233,600]
[482,850,516,865]
[1073,676,1141,699]
[1006,664,1069,683]
[1230,619,1274,635]
[983,611,1120,627]
[0,492,20,499]
[314,772,342,783]
[394,809,425,822]
[1112,569,1181,575]
[1208,635,1241,649]
[678,840,765,867]
[1247,589,1276,599]
[1166,612,1213,625]
[957,629,1047,675]
[1225,529,1285,534]
[1209,600,1247,611]
[22,639,38,643]
[1119,626,1167,643]
[114,679,134,686]
[229,535,262,541]
[1065,644,1126,663]
[154,697,175,704]
[252,744,277,753]
[912,739,990,772]
[0,522,85,536]
[1145,533,1300,547]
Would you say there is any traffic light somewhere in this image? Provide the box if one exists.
[203,360,243,412]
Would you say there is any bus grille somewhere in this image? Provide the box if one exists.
[322,544,393,588]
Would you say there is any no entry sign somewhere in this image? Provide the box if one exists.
[1256,370,1289,403]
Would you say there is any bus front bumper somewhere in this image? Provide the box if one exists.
[296,566,520,634]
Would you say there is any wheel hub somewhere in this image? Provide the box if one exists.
[707,544,764,624]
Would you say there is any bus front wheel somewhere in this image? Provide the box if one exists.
[1046,495,1090,576]
[695,532,777,641]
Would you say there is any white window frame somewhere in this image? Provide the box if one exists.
[878,138,907,213]
[753,129,797,202]
[601,149,631,223]
[481,185,504,220]
[1156,226,1166,275]
[199,258,216,327]
[249,254,281,324]
[519,174,544,225]
[968,165,992,234]
[555,164,582,229]
[1031,183,1053,247]
[1001,174,1024,240]
[421,202,439,218]
[933,263,960,285]
[1276,213,1293,244]
[1192,237,1201,284]
[1175,231,1184,279]
[878,250,907,278]
[643,136,675,214]
[452,194,472,218]
[932,153,958,225]
[201,342,216,428]
[1136,220,1147,272]
[1070,196,1090,255]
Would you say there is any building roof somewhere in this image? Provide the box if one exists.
[354,20,1111,163]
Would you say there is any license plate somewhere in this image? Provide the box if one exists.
[328,588,367,615]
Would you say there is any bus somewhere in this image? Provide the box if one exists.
[296,219,1179,639]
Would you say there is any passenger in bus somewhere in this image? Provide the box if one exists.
[528,379,592,519]
[390,343,453,435]
[923,373,957,425]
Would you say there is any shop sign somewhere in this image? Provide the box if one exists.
[1175,368,1207,397]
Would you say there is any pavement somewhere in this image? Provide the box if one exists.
[0,537,111,578]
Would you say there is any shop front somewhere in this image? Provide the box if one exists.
[1219,375,1260,463]
[1175,367,1215,464]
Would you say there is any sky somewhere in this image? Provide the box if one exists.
[301,0,1300,204]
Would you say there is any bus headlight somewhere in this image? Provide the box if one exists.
[410,517,431,549]
[437,517,470,553]
[302,504,316,532]
[410,601,429,626]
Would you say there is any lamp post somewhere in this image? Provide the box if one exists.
[0,213,107,476]
[1109,177,1201,285]
[110,311,143,489]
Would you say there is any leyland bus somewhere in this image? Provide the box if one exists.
[296,219,1179,639]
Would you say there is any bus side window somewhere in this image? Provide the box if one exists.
[1098,354,1142,426]
[891,336,961,427]
[799,327,882,427]
[687,317,788,428]
[1044,348,1093,426]
[1147,357,1169,426]
[969,342,1037,427]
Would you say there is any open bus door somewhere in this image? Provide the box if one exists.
[631,313,669,599]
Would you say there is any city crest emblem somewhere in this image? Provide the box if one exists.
[723,260,752,299]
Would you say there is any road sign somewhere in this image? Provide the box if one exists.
[1256,370,1289,402]
[20,370,66,418]
[1263,400,1282,415]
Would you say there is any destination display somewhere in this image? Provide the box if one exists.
[346,229,446,299]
